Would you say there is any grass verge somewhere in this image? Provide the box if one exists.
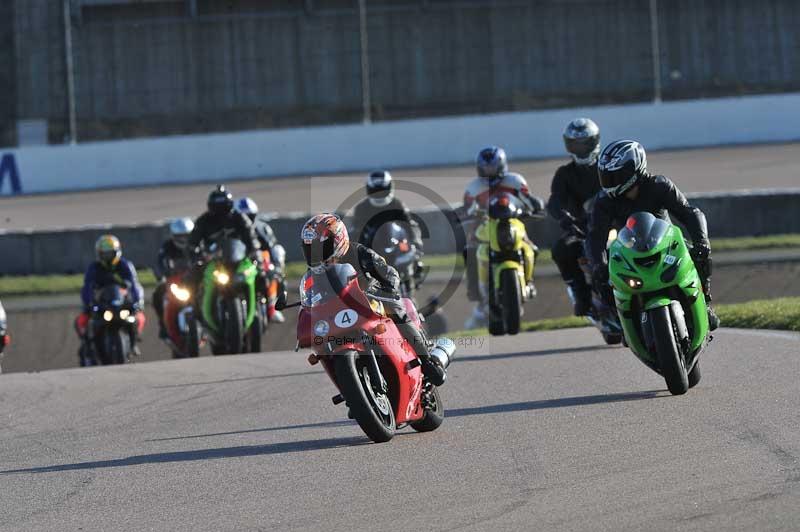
[450,297,800,337]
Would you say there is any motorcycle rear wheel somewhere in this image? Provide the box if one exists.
[602,331,623,345]
[335,351,395,443]
[650,306,689,395]
[410,384,444,433]
[500,269,522,335]
[688,361,701,388]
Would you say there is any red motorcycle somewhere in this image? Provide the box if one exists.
[162,272,201,358]
[295,263,455,443]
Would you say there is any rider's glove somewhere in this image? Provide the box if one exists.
[689,243,711,262]
[559,215,585,238]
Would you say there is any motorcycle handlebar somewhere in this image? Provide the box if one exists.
[367,293,401,303]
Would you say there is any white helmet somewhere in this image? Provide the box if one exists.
[366,171,394,207]
[235,197,259,218]
[169,217,194,249]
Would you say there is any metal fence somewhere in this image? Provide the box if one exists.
[6,0,800,145]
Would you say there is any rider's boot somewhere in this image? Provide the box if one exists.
[395,321,446,386]
[268,303,286,323]
[464,303,488,330]
[566,279,592,316]
[706,299,720,332]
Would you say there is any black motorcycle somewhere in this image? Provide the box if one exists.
[83,284,138,365]
[372,222,424,298]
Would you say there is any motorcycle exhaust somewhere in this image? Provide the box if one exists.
[429,338,456,370]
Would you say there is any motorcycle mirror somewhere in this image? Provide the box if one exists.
[274,290,288,311]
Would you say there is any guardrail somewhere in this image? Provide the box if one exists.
[3,91,800,196]
[0,189,798,276]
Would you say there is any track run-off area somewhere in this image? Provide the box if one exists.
[1,142,799,231]
[2,327,800,531]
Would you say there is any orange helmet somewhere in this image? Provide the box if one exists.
[301,213,350,271]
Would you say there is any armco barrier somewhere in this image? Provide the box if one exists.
[4,92,800,196]
[0,189,798,276]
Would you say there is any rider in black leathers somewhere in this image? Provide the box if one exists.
[186,185,264,298]
[235,196,288,323]
[547,118,602,316]
[586,140,720,330]
[152,217,195,338]
[349,171,424,249]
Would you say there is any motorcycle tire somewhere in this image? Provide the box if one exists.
[602,332,623,345]
[186,312,200,358]
[248,313,262,353]
[688,361,701,388]
[410,385,444,433]
[109,329,130,365]
[223,298,244,355]
[488,312,505,336]
[650,306,689,395]
[335,351,395,443]
[500,269,522,335]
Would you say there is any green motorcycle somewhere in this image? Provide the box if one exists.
[608,212,710,395]
[200,238,265,355]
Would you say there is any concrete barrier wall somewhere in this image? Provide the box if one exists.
[3,92,800,196]
[1,189,798,276]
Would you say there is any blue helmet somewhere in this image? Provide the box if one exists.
[476,146,508,185]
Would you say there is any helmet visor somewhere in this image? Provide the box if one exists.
[99,249,120,266]
[368,187,391,200]
[599,165,637,197]
[303,238,335,268]
[564,136,599,159]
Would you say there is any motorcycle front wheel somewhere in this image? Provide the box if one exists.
[500,269,522,335]
[222,298,244,354]
[335,351,395,443]
[650,306,689,395]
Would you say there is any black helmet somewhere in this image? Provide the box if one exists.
[207,185,234,216]
[366,171,394,207]
[597,140,647,198]
[563,118,600,165]
[476,146,508,185]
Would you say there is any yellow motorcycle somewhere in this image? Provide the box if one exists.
[475,193,539,335]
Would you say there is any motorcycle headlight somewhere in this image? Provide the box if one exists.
[214,270,230,285]
[119,309,131,320]
[103,310,114,322]
[314,320,330,337]
[170,283,191,302]
[618,274,643,290]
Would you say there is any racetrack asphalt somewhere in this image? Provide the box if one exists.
[1,327,799,531]
[1,142,799,231]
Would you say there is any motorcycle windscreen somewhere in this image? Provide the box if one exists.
[98,284,128,307]
[370,222,408,254]
[300,263,359,307]
[616,212,670,252]
[220,238,247,264]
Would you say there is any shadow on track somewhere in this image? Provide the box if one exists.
[152,370,325,389]
[1,436,367,475]
[147,419,355,442]
[448,390,664,418]
[456,344,610,364]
